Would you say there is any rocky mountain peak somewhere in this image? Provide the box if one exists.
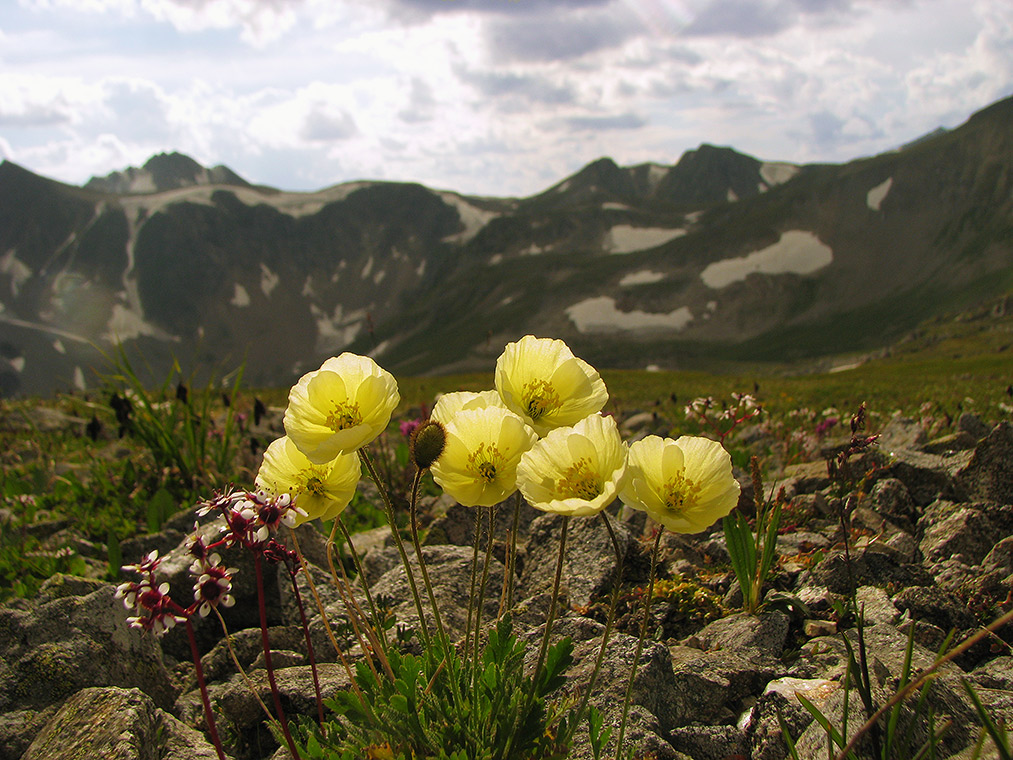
[84,151,249,195]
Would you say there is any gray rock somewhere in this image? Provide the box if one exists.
[561,628,686,731]
[0,585,176,714]
[805,544,934,596]
[956,412,991,440]
[919,504,997,565]
[422,498,542,548]
[968,656,1013,690]
[367,543,505,641]
[892,586,976,632]
[878,416,928,451]
[855,585,900,625]
[749,680,828,760]
[23,686,220,760]
[0,705,59,760]
[868,477,918,532]
[877,447,971,506]
[694,611,790,661]
[518,511,635,609]
[669,724,748,760]
[955,421,1013,504]
[921,431,978,455]
[982,535,1013,575]
[175,662,352,742]
[668,645,782,723]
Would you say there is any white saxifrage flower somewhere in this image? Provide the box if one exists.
[284,353,400,463]
[256,435,360,524]
[620,435,740,534]
[516,413,628,517]
[430,406,537,507]
[495,335,608,436]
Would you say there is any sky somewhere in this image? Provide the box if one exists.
[1,0,1012,198]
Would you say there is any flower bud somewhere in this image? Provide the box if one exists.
[410,420,447,470]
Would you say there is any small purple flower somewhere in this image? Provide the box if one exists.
[400,418,422,439]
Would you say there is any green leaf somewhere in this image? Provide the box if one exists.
[146,487,174,532]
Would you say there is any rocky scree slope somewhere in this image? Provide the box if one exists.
[0,410,1011,759]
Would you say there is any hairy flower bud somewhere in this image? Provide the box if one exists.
[410,420,447,470]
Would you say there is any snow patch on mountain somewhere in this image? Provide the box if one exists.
[760,162,800,187]
[619,270,665,287]
[439,193,499,243]
[867,177,893,211]
[701,231,833,289]
[312,303,365,354]
[231,284,250,307]
[1,250,32,297]
[604,226,685,254]
[566,296,693,333]
[647,164,669,190]
[104,304,175,342]
[260,264,279,297]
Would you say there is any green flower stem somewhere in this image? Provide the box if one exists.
[407,467,453,653]
[359,448,431,644]
[473,505,497,670]
[324,521,384,684]
[185,618,227,760]
[406,467,467,718]
[503,514,570,760]
[336,516,389,656]
[615,528,663,760]
[465,507,483,659]
[499,491,522,618]
[563,510,624,747]
[533,515,569,693]
[254,552,301,760]
[288,527,366,705]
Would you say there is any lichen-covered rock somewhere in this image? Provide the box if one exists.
[519,511,636,609]
[0,585,176,714]
[954,421,1013,504]
[919,504,999,565]
[367,544,505,640]
[22,686,219,760]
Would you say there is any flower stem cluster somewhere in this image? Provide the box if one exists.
[117,488,305,760]
[685,392,763,443]
[121,337,750,760]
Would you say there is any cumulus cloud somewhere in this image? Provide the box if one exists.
[397,77,436,123]
[682,0,853,38]
[301,107,358,141]
[20,0,303,44]
[565,112,646,131]
[373,0,613,22]
[484,6,644,62]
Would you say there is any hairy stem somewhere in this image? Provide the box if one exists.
[360,448,431,644]
[615,528,663,760]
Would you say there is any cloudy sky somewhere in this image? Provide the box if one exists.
[2,0,1011,198]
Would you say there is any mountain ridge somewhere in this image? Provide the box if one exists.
[1,96,1010,397]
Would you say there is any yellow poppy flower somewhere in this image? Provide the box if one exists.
[430,406,537,507]
[283,353,400,463]
[620,435,740,533]
[255,436,361,524]
[516,413,628,517]
[430,389,507,426]
[494,335,608,436]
